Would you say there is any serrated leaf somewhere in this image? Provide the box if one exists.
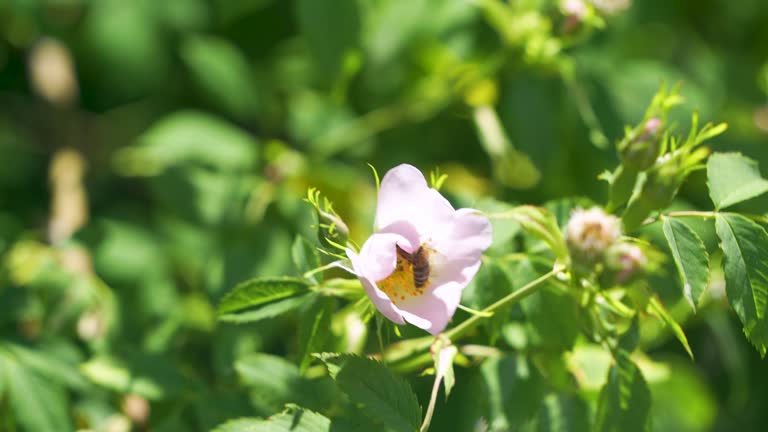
[0,352,71,432]
[715,213,768,357]
[707,152,768,210]
[662,217,709,310]
[3,343,88,390]
[335,356,421,432]
[481,354,545,431]
[298,296,334,373]
[219,293,314,324]
[594,350,651,432]
[217,277,312,315]
[647,297,693,359]
[212,405,331,432]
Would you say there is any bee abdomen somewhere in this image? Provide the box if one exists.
[413,261,430,288]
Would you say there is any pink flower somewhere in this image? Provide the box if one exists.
[346,164,492,335]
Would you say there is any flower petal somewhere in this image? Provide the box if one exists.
[375,164,455,236]
[347,230,419,326]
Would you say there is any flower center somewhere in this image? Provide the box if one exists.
[378,245,431,304]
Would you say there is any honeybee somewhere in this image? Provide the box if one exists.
[396,245,430,288]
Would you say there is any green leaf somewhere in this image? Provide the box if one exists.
[334,356,421,432]
[707,152,768,210]
[0,352,71,432]
[298,296,334,373]
[481,354,545,431]
[715,213,768,357]
[115,111,259,176]
[536,393,591,432]
[235,353,334,413]
[217,277,312,315]
[292,235,322,283]
[181,35,259,119]
[4,343,88,390]
[647,297,693,359]
[212,405,331,432]
[594,350,651,432]
[297,0,360,83]
[662,217,709,310]
[219,293,314,324]
[79,353,185,400]
[503,206,568,261]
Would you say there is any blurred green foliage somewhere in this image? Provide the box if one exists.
[1,0,768,431]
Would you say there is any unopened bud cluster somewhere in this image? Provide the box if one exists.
[604,242,647,285]
[618,117,663,171]
[565,207,622,267]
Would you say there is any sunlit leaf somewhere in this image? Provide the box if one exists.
[662,217,709,311]
[334,356,421,432]
[219,293,314,324]
[0,353,71,432]
[647,297,693,359]
[212,405,331,432]
[707,153,768,210]
[217,277,312,315]
[594,350,651,432]
[715,213,768,357]
[115,111,259,176]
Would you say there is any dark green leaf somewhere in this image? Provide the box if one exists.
[298,296,334,373]
[481,354,545,430]
[235,353,333,413]
[212,405,331,432]
[217,277,312,315]
[335,356,421,432]
[662,217,709,310]
[297,0,360,83]
[219,293,314,324]
[594,350,651,432]
[181,35,259,119]
[707,152,768,210]
[536,393,591,432]
[715,213,768,357]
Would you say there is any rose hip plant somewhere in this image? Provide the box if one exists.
[2,1,768,431]
[211,83,768,431]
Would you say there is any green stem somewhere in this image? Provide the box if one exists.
[445,267,559,341]
[647,210,768,226]
[381,267,559,371]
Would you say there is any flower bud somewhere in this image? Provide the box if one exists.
[618,117,663,171]
[621,161,680,231]
[316,207,349,249]
[565,207,622,268]
[604,243,647,285]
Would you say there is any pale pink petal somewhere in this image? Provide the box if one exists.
[395,260,483,335]
[375,164,455,235]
